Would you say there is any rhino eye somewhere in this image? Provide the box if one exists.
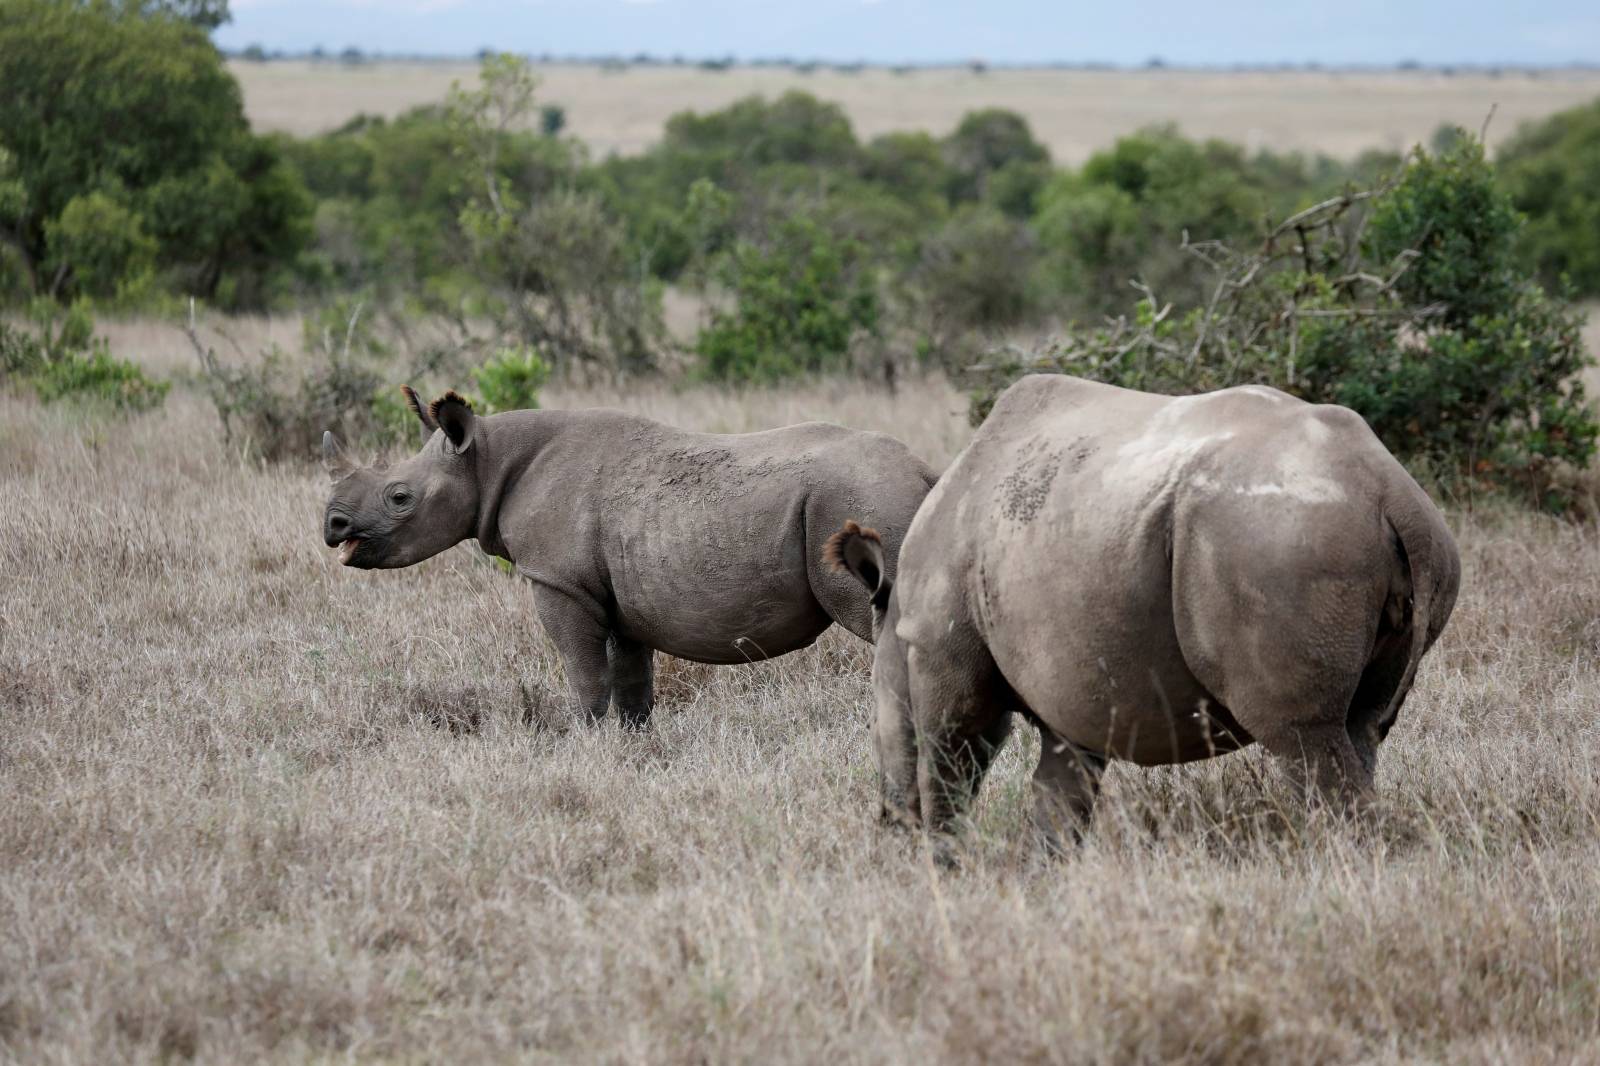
[389,489,412,506]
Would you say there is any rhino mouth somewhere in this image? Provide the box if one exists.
[337,538,365,565]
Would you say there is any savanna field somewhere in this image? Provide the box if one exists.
[3,312,1600,1062]
[9,23,1600,1061]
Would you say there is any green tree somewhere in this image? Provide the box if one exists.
[942,108,1049,203]
[696,215,878,383]
[0,0,309,305]
[1497,98,1600,296]
[1035,127,1281,315]
[450,54,660,374]
[117,0,231,28]
[44,191,157,300]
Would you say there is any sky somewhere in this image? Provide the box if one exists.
[216,0,1600,67]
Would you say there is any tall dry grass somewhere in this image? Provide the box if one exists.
[3,343,1600,1062]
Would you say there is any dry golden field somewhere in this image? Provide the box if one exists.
[5,306,1600,1060]
[231,60,1600,163]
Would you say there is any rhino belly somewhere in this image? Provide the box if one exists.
[614,581,832,664]
[607,508,832,665]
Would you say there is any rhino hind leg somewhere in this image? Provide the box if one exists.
[1253,720,1374,811]
[609,634,655,730]
[1220,600,1409,809]
[1030,730,1107,856]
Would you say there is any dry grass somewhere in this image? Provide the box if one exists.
[5,330,1600,1062]
[230,60,1600,165]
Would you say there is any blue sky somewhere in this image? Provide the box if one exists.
[217,0,1600,66]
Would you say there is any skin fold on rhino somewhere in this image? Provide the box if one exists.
[322,387,937,727]
[828,374,1461,857]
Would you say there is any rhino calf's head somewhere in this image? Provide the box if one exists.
[322,387,481,570]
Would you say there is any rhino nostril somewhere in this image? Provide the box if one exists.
[329,514,350,535]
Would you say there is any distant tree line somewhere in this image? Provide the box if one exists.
[3,4,1600,506]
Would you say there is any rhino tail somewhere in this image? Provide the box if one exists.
[1372,492,1460,739]
[824,520,892,612]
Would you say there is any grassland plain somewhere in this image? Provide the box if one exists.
[4,311,1600,1062]
[230,60,1600,164]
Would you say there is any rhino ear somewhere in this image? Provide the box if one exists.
[823,520,890,604]
[429,390,476,454]
[400,384,437,442]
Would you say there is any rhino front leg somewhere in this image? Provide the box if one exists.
[609,634,654,731]
[532,586,613,724]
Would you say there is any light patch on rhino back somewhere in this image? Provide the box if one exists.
[1113,425,1235,486]
[1264,430,1349,503]
[1236,385,1290,403]
[1236,479,1346,503]
[1302,416,1333,443]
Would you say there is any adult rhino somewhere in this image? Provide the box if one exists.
[322,387,936,727]
[828,374,1460,855]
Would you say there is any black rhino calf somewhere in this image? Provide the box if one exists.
[829,374,1460,854]
[323,388,936,726]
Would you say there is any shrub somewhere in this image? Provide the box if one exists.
[911,205,1038,364]
[31,344,169,410]
[1497,97,1600,297]
[0,318,44,377]
[473,347,548,412]
[942,109,1049,204]
[1034,127,1281,317]
[1,301,167,411]
[662,91,861,173]
[1367,134,1519,326]
[186,299,409,462]
[695,215,878,383]
[970,137,1595,511]
[452,56,661,375]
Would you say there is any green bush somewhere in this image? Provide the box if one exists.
[1035,127,1281,316]
[1497,98,1600,297]
[971,137,1595,511]
[473,347,548,412]
[0,319,43,376]
[911,205,1038,364]
[1367,135,1519,326]
[32,344,169,410]
[696,216,878,383]
[1,301,167,411]
[942,109,1050,204]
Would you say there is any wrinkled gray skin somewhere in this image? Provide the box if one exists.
[831,374,1461,857]
[322,388,937,727]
